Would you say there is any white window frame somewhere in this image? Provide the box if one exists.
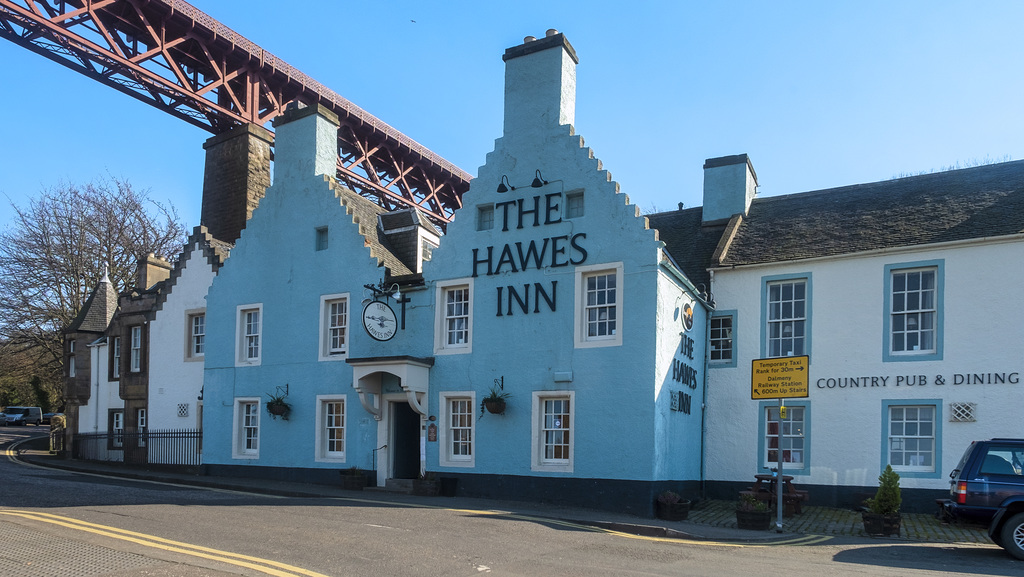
[883,400,941,477]
[137,408,147,448]
[574,262,623,348]
[434,278,473,354]
[111,336,120,378]
[111,410,124,448]
[315,395,347,462]
[763,276,809,358]
[185,309,205,361]
[236,304,263,366]
[760,403,807,471]
[709,312,736,367]
[439,391,475,468]
[884,261,943,362]
[531,391,575,473]
[68,339,76,377]
[130,325,143,372]
[232,397,260,459]
[318,293,350,361]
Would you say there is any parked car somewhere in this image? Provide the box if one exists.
[42,412,63,425]
[0,410,6,426]
[2,406,43,426]
[942,438,1024,559]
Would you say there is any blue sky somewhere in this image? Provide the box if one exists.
[1,1,1022,232]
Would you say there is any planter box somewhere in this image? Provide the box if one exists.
[656,500,691,521]
[862,512,901,536]
[736,510,772,531]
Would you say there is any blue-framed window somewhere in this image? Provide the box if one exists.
[760,273,811,359]
[709,310,736,368]
[757,400,810,475]
[883,260,943,362]
[880,399,942,478]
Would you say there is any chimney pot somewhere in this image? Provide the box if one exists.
[546,28,559,37]
[524,35,536,43]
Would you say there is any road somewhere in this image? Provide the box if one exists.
[0,426,1018,576]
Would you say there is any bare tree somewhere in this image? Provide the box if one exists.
[0,177,186,403]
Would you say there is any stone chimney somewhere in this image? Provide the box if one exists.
[200,123,273,243]
[702,154,758,224]
[135,253,172,291]
[272,102,341,182]
[502,29,578,139]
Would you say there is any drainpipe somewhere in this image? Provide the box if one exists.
[700,269,716,498]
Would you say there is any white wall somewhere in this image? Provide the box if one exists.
[705,238,1024,491]
[148,241,216,431]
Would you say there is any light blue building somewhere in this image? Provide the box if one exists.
[202,31,711,515]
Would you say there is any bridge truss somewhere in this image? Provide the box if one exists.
[0,0,470,229]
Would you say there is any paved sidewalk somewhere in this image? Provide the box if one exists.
[10,437,992,546]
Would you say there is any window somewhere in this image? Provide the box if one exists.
[110,410,124,449]
[315,226,329,251]
[315,396,346,461]
[233,398,260,458]
[187,312,205,360]
[130,326,143,372]
[435,279,473,354]
[883,400,941,476]
[137,408,147,448]
[531,391,574,472]
[761,403,807,471]
[566,191,584,219]
[111,336,121,378]
[574,263,623,348]
[236,305,263,366]
[477,205,494,231]
[763,276,809,358]
[440,393,475,467]
[68,339,76,377]
[319,294,349,361]
[710,312,736,366]
[884,261,943,361]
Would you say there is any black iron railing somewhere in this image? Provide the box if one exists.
[73,429,202,466]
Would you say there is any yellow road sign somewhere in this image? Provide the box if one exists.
[751,356,809,399]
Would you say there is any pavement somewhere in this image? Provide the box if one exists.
[8,436,992,546]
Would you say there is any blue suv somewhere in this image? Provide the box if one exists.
[942,439,1024,560]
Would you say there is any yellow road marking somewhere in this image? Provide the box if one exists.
[0,510,329,577]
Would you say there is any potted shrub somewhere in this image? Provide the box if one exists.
[736,493,771,530]
[479,384,512,417]
[863,464,902,536]
[340,466,365,490]
[655,490,691,521]
[265,390,291,420]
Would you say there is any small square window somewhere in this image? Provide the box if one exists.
[477,205,494,231]
[315,227,329,251]
[566,192,584,219]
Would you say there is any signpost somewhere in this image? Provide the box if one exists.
[751,355,809,532]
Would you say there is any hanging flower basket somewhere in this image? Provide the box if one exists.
[483,399,507,415]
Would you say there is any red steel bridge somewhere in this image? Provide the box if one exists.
[0,0,470,230]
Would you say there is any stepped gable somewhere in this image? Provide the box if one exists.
[648,206,726,290]
[151,225,231,315]
[67,273,118,333]
[719,160,1024,267]
[329,178,413,277]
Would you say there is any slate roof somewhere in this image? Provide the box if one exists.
[646,207,723,290]
[718,160,1024,267]
[647,160,1024,286]
[331,180,413,277]
[67,275,118,333]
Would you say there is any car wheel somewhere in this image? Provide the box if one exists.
[1000,512,1024,560]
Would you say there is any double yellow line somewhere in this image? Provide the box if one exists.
[0,510,329,577]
